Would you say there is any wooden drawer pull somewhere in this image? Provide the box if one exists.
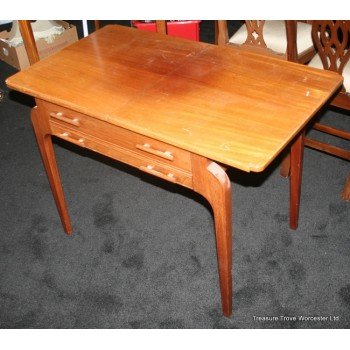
[50,112,80,126]
[136,143,174,161]
[140,165,176,183]
[60,132,85,146]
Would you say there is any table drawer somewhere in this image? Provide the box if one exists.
[42,101,192,172]
[50,121,193,189]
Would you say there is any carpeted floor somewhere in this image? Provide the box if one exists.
[0,21,349,329]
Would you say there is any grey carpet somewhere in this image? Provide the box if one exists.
[0,21,349,329]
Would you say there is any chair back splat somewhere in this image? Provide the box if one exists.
[217,20,315,64]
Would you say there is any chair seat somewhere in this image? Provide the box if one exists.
[309,54,350,92]
[229,20,313,55]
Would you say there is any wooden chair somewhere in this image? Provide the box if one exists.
[217,20,315,64]
[17,20,72,66]
[281,21,350,200]
[307,21,350,200]
[18,20,40,65]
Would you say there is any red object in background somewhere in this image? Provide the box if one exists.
[131,21,201,41]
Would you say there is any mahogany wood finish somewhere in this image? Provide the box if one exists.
[286,20,297,62]
[214,21,219,45]
[304,137,350,160]
[191,154,232,316]
[217,20,312,207]
[290,132,305,229]
[31,103,72,233]
[244,20,268,48]
[282,21,350,200]
[280,20,302,179]
[217,20,229,46]
[217,20,315,64]
[313,122,350,142]
[310,21,350,200]
[7,26,342,172]
[313,21,350,75]
[6,25,343,316]
[18,20,40,65]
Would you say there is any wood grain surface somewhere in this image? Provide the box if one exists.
[6,25,343,172]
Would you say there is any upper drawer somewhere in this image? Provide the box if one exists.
[41,101,192,172]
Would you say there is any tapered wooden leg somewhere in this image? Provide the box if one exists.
[341,174,350,201]
[290,132,305,230]
[280,153,291,178]
[191,154,232,317]
[31,105,72,234]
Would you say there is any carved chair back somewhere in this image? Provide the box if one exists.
[311,20,350,94]
[243,20,268,48]
[217,20,309,63]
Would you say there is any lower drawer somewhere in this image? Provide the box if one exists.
[50,122,193,189]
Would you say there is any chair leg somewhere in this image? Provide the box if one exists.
[341,174,350,201]
[18,20,40,65]
[94,20,100,31]
[280,153,291,178]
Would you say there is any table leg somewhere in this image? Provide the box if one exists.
[290,131,305,230]
[191,154,232,317]
[31,105,72,234]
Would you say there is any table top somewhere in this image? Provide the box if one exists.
[6,25,343,172]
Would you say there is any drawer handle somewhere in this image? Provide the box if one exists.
[140,165,176,183]
[136,143,174,161]
[50,112,80,126]
[60,132,85,147]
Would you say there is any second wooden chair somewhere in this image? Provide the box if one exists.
[217,20,315,63]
